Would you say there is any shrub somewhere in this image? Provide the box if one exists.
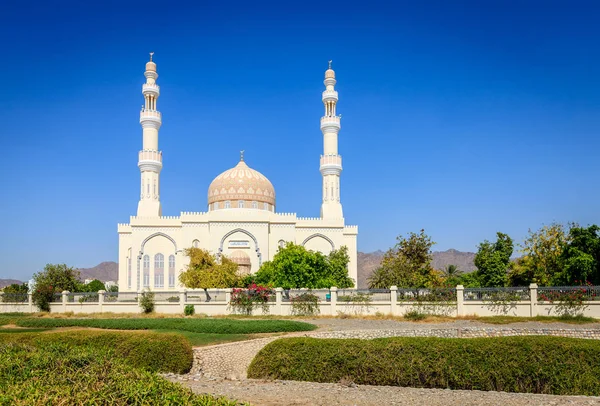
[16,317,317,334]
[403,310,426,321]
[290,291,320,316]
[139,290,155,313]
[248,336,600,396]
[0,341,241,405]
[0,330,193,373]
[229,284,272,315]
[184,304,195,316]
[337,292,372,315]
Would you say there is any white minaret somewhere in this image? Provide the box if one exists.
[137,53,163,217]
[320,61,343,219]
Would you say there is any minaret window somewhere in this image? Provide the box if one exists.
[143,255,150,287]
[154,253,164,288]
[168,255,175,287]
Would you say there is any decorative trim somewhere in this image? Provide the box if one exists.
[140,232,177,255]
[218,228,262,266]
[302,233,335,250]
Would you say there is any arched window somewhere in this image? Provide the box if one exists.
[168,255,176,288]
[238,200,244,208]
[143,255,150,287]
[252,201,258,209]
[225,200,231,209]
[192,239,200,248]
[278,240,285,249]
[213,202,219,210]
[154,253,164,288]
[263,202,269,211]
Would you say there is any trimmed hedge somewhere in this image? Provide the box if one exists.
[0,342,242,405]
[0,330,193,374]
[248,336,600,395]
[16,317,316,334]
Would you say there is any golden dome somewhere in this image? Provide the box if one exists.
[208,159,275,211]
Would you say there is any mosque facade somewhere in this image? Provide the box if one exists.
[117,56,358,291]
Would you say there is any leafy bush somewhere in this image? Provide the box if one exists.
[0,341,241,405]
[290,292,320,316]
[0,330,193,374]
[32,264,80,312]
[16,317,317,334]
[248,336,600,396]
[403,310,426,321]
[229,284,272,315]
[538,285,593,317]
[337,292,372,315]
[139,290,155,313]
[184,304,195,316]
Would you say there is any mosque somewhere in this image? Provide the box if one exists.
[117,55,358,291]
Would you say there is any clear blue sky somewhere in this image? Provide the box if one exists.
[1,0,598,280]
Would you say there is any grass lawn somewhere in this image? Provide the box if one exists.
[15,317,317,334]
[152,329,256,346]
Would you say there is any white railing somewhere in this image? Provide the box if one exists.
[320,154,342,166]
[140,109,161,119]
[3,285,600,318]
[138,150,162,162]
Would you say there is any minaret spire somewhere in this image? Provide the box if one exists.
[137,53,163,217]
[319,62,343,219]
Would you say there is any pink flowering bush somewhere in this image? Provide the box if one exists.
[229,284,273,315]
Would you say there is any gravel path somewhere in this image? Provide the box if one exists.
[173,377,600,406]
[167,319,600,405]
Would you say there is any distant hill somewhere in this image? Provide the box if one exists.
[78,262,118,282]
[0,279,23,289]
[356,249,476,288]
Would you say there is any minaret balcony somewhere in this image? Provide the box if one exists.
[142,83,160,97]
[138,150,163,172]
[322,90,338,102]
[140,109,162,128]
[320,116,341,131]
[320,154,342,175]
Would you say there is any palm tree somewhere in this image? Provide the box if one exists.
[443,264,462,279]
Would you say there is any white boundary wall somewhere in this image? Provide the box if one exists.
[2,285,600,318]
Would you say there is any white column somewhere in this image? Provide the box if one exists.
[529,283,538,317]
[275,287,283,316]
[98,290,105,313]
[456,285,464,317]
[62,291,69,313]
[180,288,187,313]
[390,286,398,316]
[330,287,338,316]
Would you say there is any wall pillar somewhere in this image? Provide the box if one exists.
[456,285,464,317]
[62,291,69,313]
[330,287,337,316]
[180,289,187,313]
[28,292,33,312]
[390,286,398,316]
[529,283,538,317]
[98,290,105,313]
[275,287,283,315]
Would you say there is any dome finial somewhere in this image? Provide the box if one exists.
[240,150,245,161]
[328,60,332,69]
[149,52,154,62]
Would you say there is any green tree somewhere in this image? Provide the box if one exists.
[252,243,354,289]
[178,248,241,290]
[474,232,513,287]
[79,279,106,292]
[557,225,600,285]
[2,283,28,294]
[368,229,437,289]
[32,264,80,311]
[508,223,568,286]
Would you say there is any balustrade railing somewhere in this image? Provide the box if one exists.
[538,286,600,301]
[463,287,530,301]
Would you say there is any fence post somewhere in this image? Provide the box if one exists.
[390,286,398,316]
[275,287,283,316]
[330,287,338,316]
[62,291,69,313]
[180,289,187,313]
[456,285,464,317]
[28,292,33,313]
[529,283,538,317]
[98,290,105,313]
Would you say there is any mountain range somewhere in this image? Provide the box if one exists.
[1,249,475,289]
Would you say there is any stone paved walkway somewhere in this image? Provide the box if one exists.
[165,319,600,405]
